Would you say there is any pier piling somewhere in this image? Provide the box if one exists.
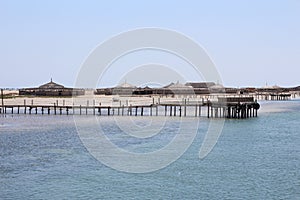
[1,97,260,119]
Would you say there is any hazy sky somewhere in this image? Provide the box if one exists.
[1,0,299,88]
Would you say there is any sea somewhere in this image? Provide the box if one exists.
[0,100,299,199]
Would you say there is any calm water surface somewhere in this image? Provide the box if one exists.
[0,100,300,199]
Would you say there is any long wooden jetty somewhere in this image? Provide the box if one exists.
[0,97,260,119]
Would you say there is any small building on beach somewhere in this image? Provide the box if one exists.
[19,79,85,96]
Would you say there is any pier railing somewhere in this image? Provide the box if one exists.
[0,97,260,119]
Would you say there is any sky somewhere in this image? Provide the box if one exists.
[1,0,299,88]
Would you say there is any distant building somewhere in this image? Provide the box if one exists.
[185,82,216,88]
[94,88,112,95]
[162,82,194,95]
[289,86,300,91]
[133,86,154,95]
[94,81,242,96]
[111,82,137,96]
[19,79,85,96]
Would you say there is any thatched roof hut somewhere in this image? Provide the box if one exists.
[19,79,85,96]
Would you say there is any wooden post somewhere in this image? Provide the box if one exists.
[174,106,176,116]
[241,107,244,118]
[130,105,132,116]
[195,105,197,117]
[99,103,102,115]
[199,105,201,117]
[135,106,138,116]
[54,103,57,115]
[227,106,231,118]
[17,106,20,114]
[48,107,50,115]
[184,99,187,117]
[207,103,210,118]
[35,107,38,114]
[93,100,95,115]
[170,106,172,116]
[156,105,158,116]
[86,100,89,115]
[141,107,144,116]
[79,105,82,115]
[165,105,167,116]
[234,107,237,118]
[24,99,26,114]
[1,89,3,114]
[150,105,152,116]
[122,105,124,116]
[179,105,182,117]
[108,107,110,116]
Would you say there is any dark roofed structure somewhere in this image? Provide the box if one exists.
[285,86,300,92]
[19,79,85,96]
[185,82,216,88]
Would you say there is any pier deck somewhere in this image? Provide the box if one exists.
[0,97,260,119]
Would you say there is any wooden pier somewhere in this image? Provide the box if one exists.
[255,93,292,101]
[0,97,260,119]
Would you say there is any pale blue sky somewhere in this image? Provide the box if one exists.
[1,0,299,88]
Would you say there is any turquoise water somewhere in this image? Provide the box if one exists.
[1,100,300,199]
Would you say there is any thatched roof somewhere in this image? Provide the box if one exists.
[165,82,193,89]
[39,79,64,89]
[116,82,136,88]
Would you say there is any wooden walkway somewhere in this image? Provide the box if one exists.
[0,98,260,119]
